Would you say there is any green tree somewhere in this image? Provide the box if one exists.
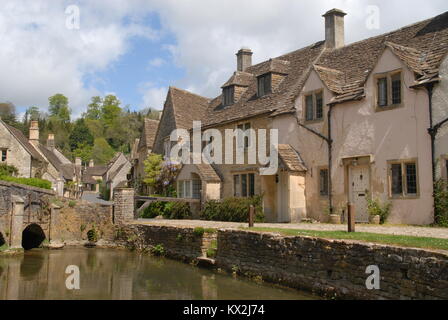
[0,102,17,125]
[24,106,41,122]
[91,138,115,165]
[101,95,122,128]
[48,94,71,123]
[73,143,93,163]
[69,118,94,151]
[143,153,163,190]
[84,96,102,120]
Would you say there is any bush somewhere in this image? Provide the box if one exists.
[68,200,77,208]
[201,195,264,222]
[166,202,191,220]
[87,229,98,242]
[150,244,165,256]
[0,163,18,177]
[435,179,448,227]
[99,183,110,201]
[367,198,392,224]
[141,201,167,219]
[0,175,52,190]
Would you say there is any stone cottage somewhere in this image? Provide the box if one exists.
[156,9,448,225]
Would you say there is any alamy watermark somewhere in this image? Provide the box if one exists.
[168,121,279,175]
[65,5,80,30]
[65,265,80,290]
[365,265,380,290]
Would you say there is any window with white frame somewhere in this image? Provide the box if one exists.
[178,180,201,199]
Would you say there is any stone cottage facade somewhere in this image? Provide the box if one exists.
[153,9,448,225]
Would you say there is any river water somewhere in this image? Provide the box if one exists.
[0,248,316,300]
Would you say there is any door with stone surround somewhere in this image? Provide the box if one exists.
[349,165,370,223]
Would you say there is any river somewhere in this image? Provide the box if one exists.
[0,248,317,300]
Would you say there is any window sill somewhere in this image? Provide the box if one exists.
[304,119,324,125]
[389,194,419,200]
[375,104,403,112]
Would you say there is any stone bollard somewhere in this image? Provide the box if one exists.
[113,188,135,224]
[10,195,25,250]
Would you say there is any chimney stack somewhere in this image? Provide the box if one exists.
[236,48,253,72]
[323,9,347,49]
[75,157,82,167]
[29,121,39,143]
[47,134,55,149]
[89,159,94,168]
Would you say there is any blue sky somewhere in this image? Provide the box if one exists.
[0,0,447,118]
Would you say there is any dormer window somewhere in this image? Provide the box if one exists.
[223,86,235,106]
[257,73,272,97]
[375,70,402,110]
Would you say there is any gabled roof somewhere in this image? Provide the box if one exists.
[221,71,254,88]
[84,166,107,176]
[38,145,74,180]
[278,144,307,172]
[169,87,210,130]
[195,164,222,182]
[138,118,159,151]
[1,121,45,162]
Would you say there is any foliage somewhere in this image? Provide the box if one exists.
[48,94,70,124]
[150,244,165,256]
[367,198,392,224]
[141,201,167,219]
[165,202,191,220]
[0,163,18,177]
[206,240,218,258]
[434,179,448,227]
[99,183,110,201]
[68,200,77,208]
[69,118,94,151]
[92,138,116,165]
[193,227,205,237]
[0,175,52,190]
[0,102,17,125]
[201,195,264,223]
[143,153,163,189]
[87,228,98,242]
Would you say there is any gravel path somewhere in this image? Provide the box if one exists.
[81,192,113,205]
[136,219,448,239]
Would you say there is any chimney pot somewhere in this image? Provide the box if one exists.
[75,157,82,167]
[89,159,94,168]
[47,133,55,149]
[236,48,253,72]
[323,8,347,49]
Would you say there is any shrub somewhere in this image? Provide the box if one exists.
[141,201,167,219]
[434,179,448,227]
[87,228,98,242]
[167,202,191,220]
[193,227,205,237]
[99,183,110,201]
[0,175,52,190]
[367,198,392,224]
[0,163,18,177]
[201,195,264,222]
[150,244,165,256]
[68,200,77,208]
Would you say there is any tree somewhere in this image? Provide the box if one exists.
[101,94,122,128]
[143,154,180,196]
[73,143,93,163]
[24,106,41,122]
[84,96,102,120]
[143,154,163,191]
[69,118,94,151]
[91,138,115,165]
[48,94,71,123]
[0,102,17,125]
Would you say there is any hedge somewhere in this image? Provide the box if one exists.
[141,201,192,220]
[201,195,264,222]
[0,175,52,190]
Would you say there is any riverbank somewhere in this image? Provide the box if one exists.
[116,223,448,300]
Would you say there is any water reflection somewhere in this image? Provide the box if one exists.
[0,248,316,300]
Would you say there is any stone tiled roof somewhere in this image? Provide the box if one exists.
[2,121,45,162]
[138,119,159,151]
[255,58,291,76]
[84,166,107,176]
[169,87,210,130]
[38,145,75,180]
[195,164,222,182]
[278,144,307,172]
[221,71,254,88]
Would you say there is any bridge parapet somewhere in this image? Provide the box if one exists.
[113,188,135,224]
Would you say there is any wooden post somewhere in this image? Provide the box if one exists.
[248,205,255,228]
[347,202,355,233]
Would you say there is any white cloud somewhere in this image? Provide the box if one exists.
[148,57,166,68]
[139,82,167,110]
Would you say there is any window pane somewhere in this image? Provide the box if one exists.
[305,95,314,121]
[391,164,403,195]
[233,175,240,197]
[1,150,6,162]
[264,74,272,95]
[249,173,255,197]
[319,169,329,196]
[258,77,265,97]
[391,73,401,105]
[405,163,417,195]
[193,180,201,199]
[378,77,388,107]
[178,181,184,198]
[223,86,234,106]
[241,174,248,197]
[315,92,323,119]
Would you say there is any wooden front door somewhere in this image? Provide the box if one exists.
[349,165,370,223]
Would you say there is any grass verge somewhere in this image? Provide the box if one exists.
[243,227,448,251]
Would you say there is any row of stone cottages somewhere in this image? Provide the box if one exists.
[131,9,448,226]
[0,119,131,199]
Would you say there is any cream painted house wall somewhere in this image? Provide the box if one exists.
[176,164,221,202]
[433,54,448,180]
[0,123,33,178]
[274,48,434,225]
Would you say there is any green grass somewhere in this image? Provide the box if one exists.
[0,175,52,190]
[243,227,448,251]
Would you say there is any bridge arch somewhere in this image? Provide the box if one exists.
[22,224,46,250]
[0,231,5,248]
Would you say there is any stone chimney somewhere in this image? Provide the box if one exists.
[47,134,55,149]
[29,121,39,143]
[89,159,94,168]
[323,9,347,49]
[75,157,82,167]
[236,48,253,72]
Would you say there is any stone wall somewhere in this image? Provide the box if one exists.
[119,224,448,300]
[216,230,448,300]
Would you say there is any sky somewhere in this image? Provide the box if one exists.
[0,0,447,118]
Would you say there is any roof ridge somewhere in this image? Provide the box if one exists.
[169,86,211,101]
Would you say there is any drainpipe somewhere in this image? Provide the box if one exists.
[426,83,436,185]
[327,104,334,214]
